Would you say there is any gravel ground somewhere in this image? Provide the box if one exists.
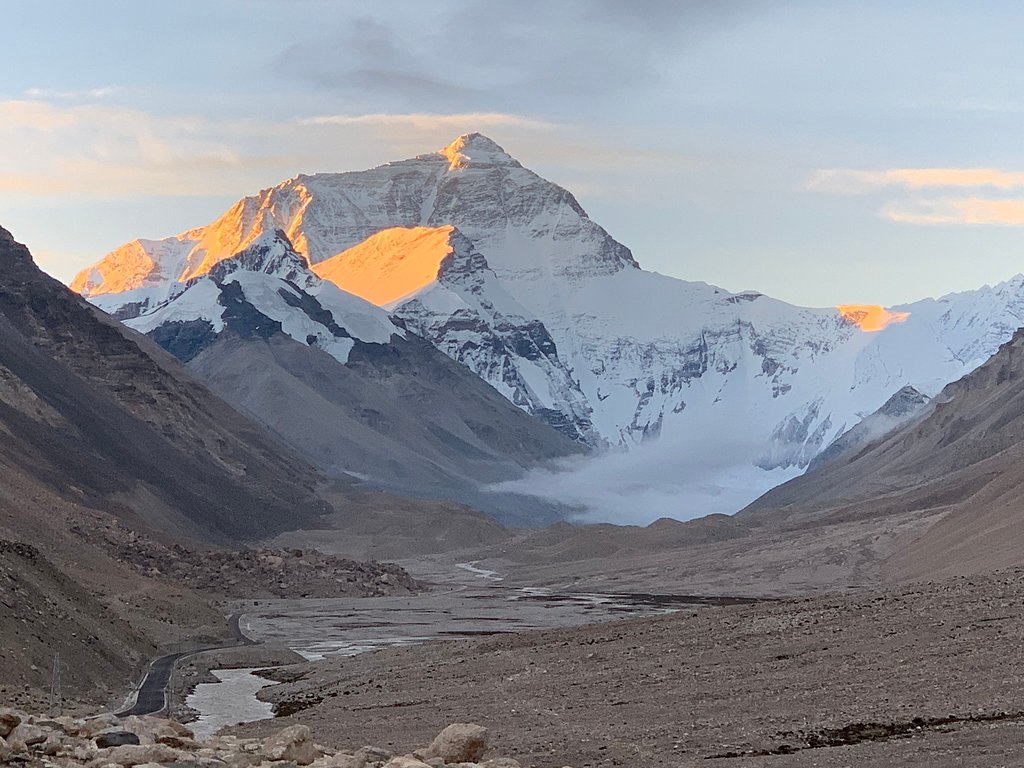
[231,568,1024,767]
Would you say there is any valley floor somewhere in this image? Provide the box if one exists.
[226,568,1024,767]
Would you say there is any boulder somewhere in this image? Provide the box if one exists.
[9,722,49,746]
[42,732,65,756]
[167,720,196,739]
[0,736,11,762]
[311,754,366,768]
[354,746,391,762]
[96,730,142,748]
[156,734,199,750]
[121,715,183,744]
[482,760,522,768]
[54,715,88,736]
[72,740,100,761]
[383,757,432,768]
[422,723,489,763]
[261,724,321,765]
[89,743,184,767]
[82,714,121,736]
[0,708,21,738]
[220,751,264,768]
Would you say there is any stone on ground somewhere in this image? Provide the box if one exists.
[422,723,489,763]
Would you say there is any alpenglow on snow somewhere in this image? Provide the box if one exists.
[72,133,1024,521]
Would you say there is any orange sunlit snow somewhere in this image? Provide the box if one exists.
[836,304,911,332]
[312,226,457,306]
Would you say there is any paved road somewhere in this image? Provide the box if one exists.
[116,613,255,717]
[116,652,187,716]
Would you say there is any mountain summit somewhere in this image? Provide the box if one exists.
[72,136,1024,520]
[72,133,637,297]
[438,132,520,170]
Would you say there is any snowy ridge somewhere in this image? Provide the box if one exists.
[120,230,401,366]
[386,226,598,442]
[73,134,1024,520]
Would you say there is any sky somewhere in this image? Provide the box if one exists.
[4,0,1024,307]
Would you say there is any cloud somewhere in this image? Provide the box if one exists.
[883,197,1024,226]
[809,166,1024,227]
[274,2,764,116]
[0,99,557,201]
[24,86,121,100]
[490,424,801,526]
[807,167,1024,194]
[0,100,286,198]
[299,112,553,131]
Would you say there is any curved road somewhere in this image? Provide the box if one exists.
[116,613,256,717]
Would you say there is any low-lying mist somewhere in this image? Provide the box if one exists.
[489,430,802,527]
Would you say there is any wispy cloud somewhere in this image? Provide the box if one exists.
[299,112,553,130]
[883,197,1024,226]
[809,166,1024,227]
[24,86,121,100]
[0,99,558,201]
[0,100,279,198]
[807,167,1024,194]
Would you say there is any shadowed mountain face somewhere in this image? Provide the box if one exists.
[740,328,1024,580]
[100,231,584,525]
[806,385,930,472]
[0,225,329,705]
[0,226,326,542]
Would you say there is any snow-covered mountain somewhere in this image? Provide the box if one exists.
[87,228,582,524]
[110,229,402,364]
[73,133,1024,521]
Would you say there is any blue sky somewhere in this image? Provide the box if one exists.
[4,0,1024,306]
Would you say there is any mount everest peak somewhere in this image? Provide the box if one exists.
[437,132,522,170]
[72,135,1024,522]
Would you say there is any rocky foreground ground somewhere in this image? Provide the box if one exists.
[0,709,545,768]
[231,567,1024,767]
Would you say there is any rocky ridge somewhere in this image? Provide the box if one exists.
[77,517,421,598]
[807,384,930,471]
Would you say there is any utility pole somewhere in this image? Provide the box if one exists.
[49,653,61,715]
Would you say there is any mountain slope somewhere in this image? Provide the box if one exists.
[73,134,1024,520]
[0,226,444,705]
[807,384,929,472]
[0,225,318,706]
[96,230,582,523]
[1,227,326,542]
[740,328,1024,580]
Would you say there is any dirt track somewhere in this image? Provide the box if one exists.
[231,568,1024,767]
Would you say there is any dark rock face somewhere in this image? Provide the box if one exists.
[276,286,351,339]
[217,281,282,339]
[878,385,929,418]
[148,320,218,363]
